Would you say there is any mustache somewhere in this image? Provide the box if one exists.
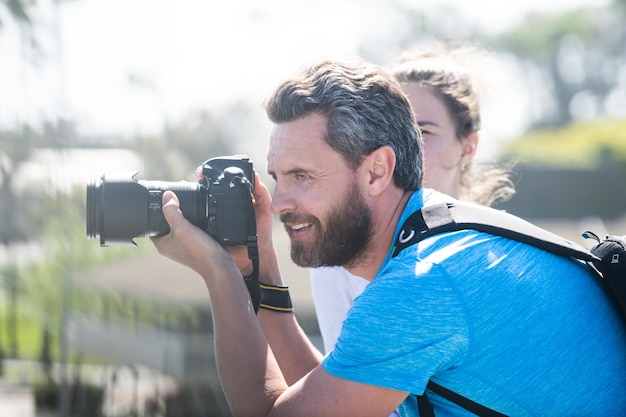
[280,212,318,225]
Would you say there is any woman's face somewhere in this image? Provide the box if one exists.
[401,83,477,199]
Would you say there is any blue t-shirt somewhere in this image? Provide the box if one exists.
[323,189,626,416]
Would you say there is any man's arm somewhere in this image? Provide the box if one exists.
[152,190,408,417]
[249,175,323,383]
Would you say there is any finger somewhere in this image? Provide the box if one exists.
[252,173,272,207]
[161,190,182,225]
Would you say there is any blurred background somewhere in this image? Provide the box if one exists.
[1,0,625,415]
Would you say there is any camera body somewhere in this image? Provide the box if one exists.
[199,156,256,245]
[87,155,256,247]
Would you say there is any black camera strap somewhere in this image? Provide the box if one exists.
[243,242,260,313]
[242,193,261,313]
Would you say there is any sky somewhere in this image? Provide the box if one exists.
[0,0,612,157]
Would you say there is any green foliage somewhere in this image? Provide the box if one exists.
[494,10,595,61]
[489,4,625,128]
[0,126,38,243]
[0,125,39,163]
[73,287,200,331]
[2,186,199,364]
[0,303,46,359]
[501,118,626,168]
[22,189,151,327]
[0,124,76,244]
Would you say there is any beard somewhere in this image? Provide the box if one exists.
[281,184,373,268]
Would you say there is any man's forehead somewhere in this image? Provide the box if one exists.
[266,124,353,179]
[266,137,322,175]
[267,115,329,162]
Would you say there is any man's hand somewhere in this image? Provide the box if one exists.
[151,190,237,279]
[222,172,277,277]
[192,167,281,282]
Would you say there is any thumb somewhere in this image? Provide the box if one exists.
[161,190,181,223]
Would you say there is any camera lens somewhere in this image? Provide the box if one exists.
[86,172,203,246]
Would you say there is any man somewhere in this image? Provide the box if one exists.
[152,59,626,416]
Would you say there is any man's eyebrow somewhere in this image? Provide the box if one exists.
[267,167,308,177]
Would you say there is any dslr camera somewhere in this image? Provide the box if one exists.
[86,155,256,247]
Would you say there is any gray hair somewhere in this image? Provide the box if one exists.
[264,59,423,191]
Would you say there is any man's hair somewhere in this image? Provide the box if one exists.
[264,59,423,191]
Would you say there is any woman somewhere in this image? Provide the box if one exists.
[311,44,516,354]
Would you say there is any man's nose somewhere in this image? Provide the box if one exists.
[270,183,295,216]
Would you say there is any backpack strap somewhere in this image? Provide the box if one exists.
[392,202,599,263]
[583,231,626,321]
[399,202,602,416]
[416,381,508,417]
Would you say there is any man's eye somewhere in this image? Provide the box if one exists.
[295,173,309,181]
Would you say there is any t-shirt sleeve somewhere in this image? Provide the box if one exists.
[322,260,471,395]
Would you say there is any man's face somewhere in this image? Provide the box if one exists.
[284,179,372,268]
[267,113,373,268]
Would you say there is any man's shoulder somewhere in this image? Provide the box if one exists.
[403,188,460,215]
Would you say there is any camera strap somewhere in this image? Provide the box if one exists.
[243,179,261,314]
[243,236,261,313]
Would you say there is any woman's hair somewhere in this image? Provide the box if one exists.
[264,58,423,191]
[388,42,515,207]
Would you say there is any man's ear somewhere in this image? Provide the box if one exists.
[364,146,396,196]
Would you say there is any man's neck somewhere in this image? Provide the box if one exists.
[346,189,412,281]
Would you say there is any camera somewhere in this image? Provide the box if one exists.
[86,155,256,247]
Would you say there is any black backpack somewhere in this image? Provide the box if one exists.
[391,201,626,417]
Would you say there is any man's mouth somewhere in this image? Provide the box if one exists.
[285,221,313,238]
[290,223,310,231]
